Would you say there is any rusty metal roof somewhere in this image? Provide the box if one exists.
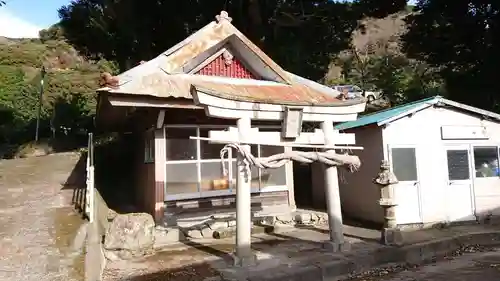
[106,73,193,99]
[104,73,362,106]
[98,11,363,107]
[192,80,349,106]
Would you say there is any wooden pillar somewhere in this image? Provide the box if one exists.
[321,121,349,252]
[234,117,256,266]
[285,146,296,211]
[153,128,166,223]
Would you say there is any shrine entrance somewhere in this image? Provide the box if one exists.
[293,158,314,209]
[291,146,327,210]
[191,80,367,265]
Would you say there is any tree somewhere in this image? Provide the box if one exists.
[331,41,445,106]
[57,0,408,80]
[39,25,66,42]
[402,0,500,111]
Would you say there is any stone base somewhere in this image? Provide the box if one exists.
[322,240,351,252]
[381,227,404,246]
[155,210,334,244]
[154,226,185,249]
[230,251,257,267]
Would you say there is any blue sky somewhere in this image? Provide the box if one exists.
[1,0,417,38]
[5,0,418,29]
[2,0,71,28]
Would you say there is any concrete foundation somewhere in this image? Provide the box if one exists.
[153,209,333,247]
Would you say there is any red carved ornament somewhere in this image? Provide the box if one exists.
[196,54,258,79]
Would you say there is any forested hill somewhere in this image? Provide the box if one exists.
[0,34,116,157]
[1,0,499,157]
[0,0,410,158]
[325,9,445,108]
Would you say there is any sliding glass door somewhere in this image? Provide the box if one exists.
[164,125,287,201]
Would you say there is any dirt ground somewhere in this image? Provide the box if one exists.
[102,222,500,281]
[102,226,384,281]
[3,152,500,281]
[345,247,500,281]
[0,154,86,281]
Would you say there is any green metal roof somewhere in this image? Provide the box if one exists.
[335,96,440,130]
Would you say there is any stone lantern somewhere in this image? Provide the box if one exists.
[373,160,403,246]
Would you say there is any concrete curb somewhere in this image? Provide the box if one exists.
[85,221,107,281]
[232,231,500,281]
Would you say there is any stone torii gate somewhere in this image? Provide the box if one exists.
[191,86,366,266]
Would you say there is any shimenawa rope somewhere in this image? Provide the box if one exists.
[219,143,360,177]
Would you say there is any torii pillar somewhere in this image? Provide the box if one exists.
[321,121,349,251]
[234,117,254,265]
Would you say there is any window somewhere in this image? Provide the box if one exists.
[200,162,229,191]
[199,128,258,159]
[391,147,418,181]
[166,163,198,194]
[473,147,499,178]
[257,129,286,188]
[164,126,287,199]
[447,150,470,180]
[144,132,155,163]
[259,145,287,187]
[199,128,227,159]
[231,161,261,189]
[165,128,197,160]
[260,145,284,157]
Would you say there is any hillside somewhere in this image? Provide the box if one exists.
[323,10,443,110]
[325,12,408,83]
[0,35,116,158]
[0,35,116,95]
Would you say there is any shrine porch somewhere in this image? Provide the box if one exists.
[153,208,361,247]
[154,199,293,245]
[163,191,292,226]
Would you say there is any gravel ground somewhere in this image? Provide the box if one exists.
[102,226,385,281]
[343,245,500,281]
[0,154,86,281]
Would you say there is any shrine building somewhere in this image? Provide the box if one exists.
[96,11,367,226]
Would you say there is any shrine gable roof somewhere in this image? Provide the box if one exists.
[98,11,365,107]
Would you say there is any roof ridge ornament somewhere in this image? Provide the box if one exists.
[222,49,234,65]
[216,11,232,24]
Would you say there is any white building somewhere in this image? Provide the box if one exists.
[335,96,500,226]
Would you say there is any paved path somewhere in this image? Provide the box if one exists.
[0,154,85,281]
[346,247,500,281]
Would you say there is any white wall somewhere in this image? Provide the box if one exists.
[383,106,500,223]
[339,125,385,224]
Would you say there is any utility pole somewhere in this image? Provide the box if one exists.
[35,66,46,143]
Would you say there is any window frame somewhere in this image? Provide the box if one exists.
[389,146,419,182]
[446,148,472,181]
[163,124,288,201]
[472,145,500,179]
